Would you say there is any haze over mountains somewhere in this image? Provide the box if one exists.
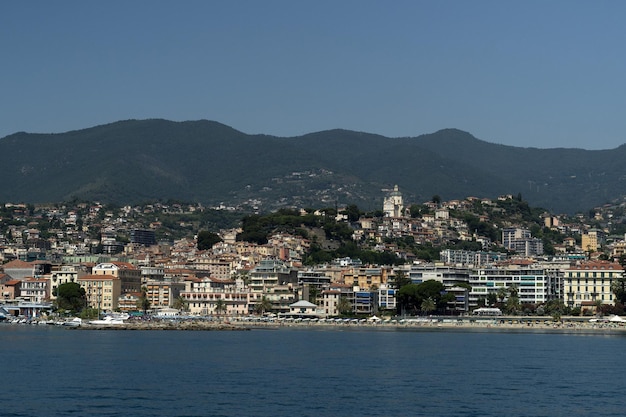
[0,119,624,214]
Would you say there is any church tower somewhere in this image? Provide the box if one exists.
[383,185,404,217]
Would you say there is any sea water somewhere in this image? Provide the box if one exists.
[0,325,624,417]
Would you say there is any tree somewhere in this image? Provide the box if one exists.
[79,308,99,320]
[543,299,569,316]
[611,276,626,305]
[337,296,352,316]
[505,295,521,315]
[421,298,436,316]
[343,204,361,222]
[197,230,222,250]
[172,296,189,312]
[137,286,151,315]
[409,204,426,218]
[54,282,86,313]
[487,292,498,307]
[397,280,448,315]
[215,298,227,319]
[308,285,320,304]
[255,296,272,315]
[496,286,508,303]
[397,283,420,315]
[393,271,412,289]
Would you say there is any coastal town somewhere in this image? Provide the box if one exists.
[2,186,626,326]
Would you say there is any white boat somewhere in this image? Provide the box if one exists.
[89,315,126,325]
[62,317,82,327]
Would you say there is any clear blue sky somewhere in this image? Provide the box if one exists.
[2,1,625,149]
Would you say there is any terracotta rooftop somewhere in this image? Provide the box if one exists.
[2,259,33,269]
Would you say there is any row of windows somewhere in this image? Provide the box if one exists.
[474,277,546,281]
[567,272,618,278]
[566,279,612,285]
[569,287,610,293]
[568,294,610,301]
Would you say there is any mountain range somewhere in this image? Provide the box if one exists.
[0,119,624,214]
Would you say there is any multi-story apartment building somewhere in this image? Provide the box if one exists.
[469,262,558,308]
[20,278,48,303]
[263,284,296,315]
[297,270,332,305]
[92,262,141,294]
[140,266,165,284]
[342,267,388,290]
[563,260,623,309]
[439,249,507,267]
[581,230,601,253]
[248,259,296,293]
[78,274,121,311]
[321,283,354,317]
[502,228,544,256]
[354,289,378,315]
[377,284,397,312]
[407,264,471,313]
[181,277,249,316]
[49,265,82,300]
[408,264,470,286]
[321,289,341,317]
[145,279,185,309]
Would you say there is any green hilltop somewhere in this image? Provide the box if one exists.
[0,119,624,214]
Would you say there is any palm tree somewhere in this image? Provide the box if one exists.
[172,295,188,313]
[337,296,352,316]
[496,286,508,303]
[255,296,272,316]
[173,296,188,313]
[137,286,150,316]
[420,297,436,316]
[215,298,227,320]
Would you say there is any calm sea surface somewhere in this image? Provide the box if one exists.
[1,325,624,417]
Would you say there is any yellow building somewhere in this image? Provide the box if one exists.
[78,274,122,312]
[581,231,599,253]
[342,267,388,290]
[564,261,623,309]
[92,262,141,294]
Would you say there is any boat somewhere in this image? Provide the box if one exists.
[62,317,82,327]
[89,315,126,325]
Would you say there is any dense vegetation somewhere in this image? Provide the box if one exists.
[2,119,626,213]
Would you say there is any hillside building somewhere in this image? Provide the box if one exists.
[383,185,404,218]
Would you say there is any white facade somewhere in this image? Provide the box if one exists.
[563,261,623,308]
[469,265,557,307]
[383,185,404,218]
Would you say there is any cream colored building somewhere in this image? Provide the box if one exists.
[564,261,623,308]
[92,262,141,294]
[180,277,249,316]
[581,231,599,253]
[145,279,185,308]
[322,290,340,316]
[78,274,122,311]
[342,267,388,290]
[49,265,83,300]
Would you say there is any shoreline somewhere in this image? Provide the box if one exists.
[59,317,626,334]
